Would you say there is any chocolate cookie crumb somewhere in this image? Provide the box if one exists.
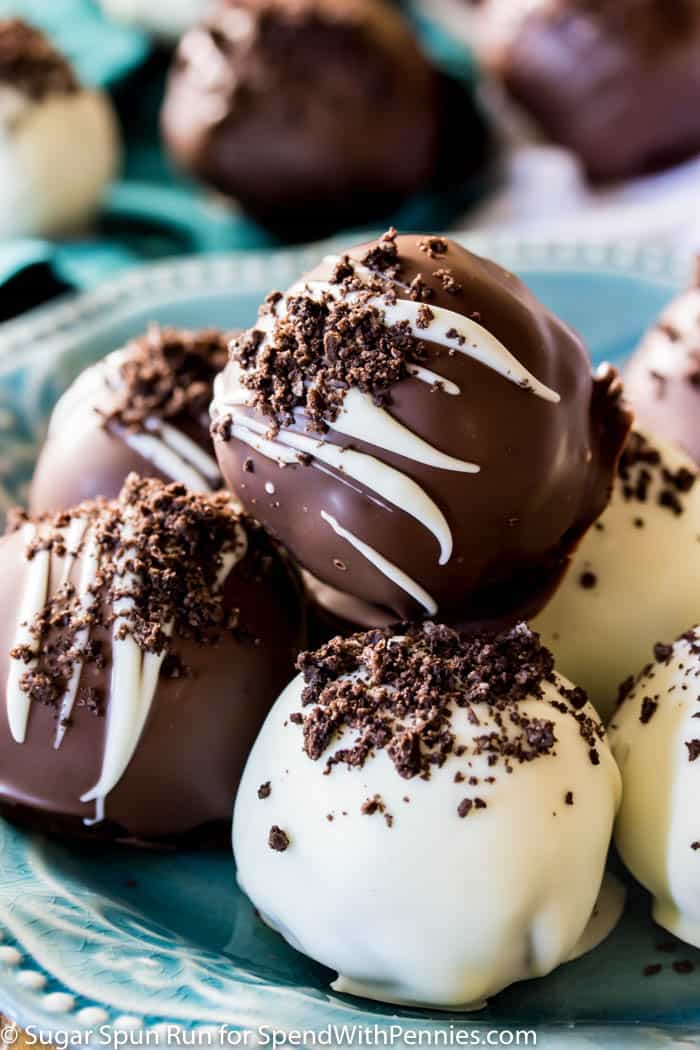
[268,826,290,852]
[257,782,271,800]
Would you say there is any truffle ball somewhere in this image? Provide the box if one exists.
[624,273,700,467]
[500,0,700,181]
[0,475,305,844]
[161,0,439,234]
[99,0,208,42]
[212,229,631,630]
[30,326,230,516]
[533,431,700,722]
[234,623,622,1009]
[0,20,119,238]
[610,626,700,947]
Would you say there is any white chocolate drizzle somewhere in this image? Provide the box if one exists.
[6,525,51,744]
[7,502,247,824]
[320,512,437,615]
[54,527,100,750]
[122,418,219,493]
[225,412,455,564]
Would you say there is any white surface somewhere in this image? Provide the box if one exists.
[611,627,700,947]
[533,431,700,722]
[234,658,621,1009]
[0,87,119,239]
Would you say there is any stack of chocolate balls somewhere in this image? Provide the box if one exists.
[9,229,700,1009]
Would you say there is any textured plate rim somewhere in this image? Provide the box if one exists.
[0,235,688,370]
[0,236,693,1048]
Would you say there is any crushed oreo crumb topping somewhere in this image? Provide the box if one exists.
[257,782,271,800]
[618,432,697,516]
[6,476,266,720]
[228,230,478,436]
[268,826,290,852]
[102,325,229,433]
[291,622,604,789]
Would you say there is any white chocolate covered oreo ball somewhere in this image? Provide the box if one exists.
[533,431,700,722]
[0,20,119,239]
[99,0,208,43]
[610,627,700,947]
[234,623,622,1010]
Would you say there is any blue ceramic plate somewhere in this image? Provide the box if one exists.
[0,238,696,1049]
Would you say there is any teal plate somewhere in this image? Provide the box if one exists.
[0,238,696,1048]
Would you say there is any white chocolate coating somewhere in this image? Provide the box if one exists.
[0,86,119,238]
[233,664,621,1009]
[99,0,209,42]
[533,431,700,722]
[610,627,700,947]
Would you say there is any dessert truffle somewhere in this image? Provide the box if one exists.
[0,475,305,843]
[30,326,229,516]
[161,0,439,235]
[234,622,622,1008]
[624,273,700,467]
[499,0,700,181]
[610,627,700,947]
[99,0,208,42]
[212,230,631,630]
[0,19,119,238]
[533,431,700,722]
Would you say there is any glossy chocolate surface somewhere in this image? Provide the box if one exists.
[214,232,631,629]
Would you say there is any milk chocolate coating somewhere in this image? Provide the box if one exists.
[30,327,229,516]
[161,0,439,236]
[0,489,305,844]
[624,271,700,466]
[213,233,632,629]
[500,0,700,181]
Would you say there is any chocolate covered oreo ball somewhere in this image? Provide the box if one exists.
[624,272,700,467]
[161,0,439,234]
[0,476,305,843]
[610,627,700,947]
[533,431,700,722]
[500,0,700,181]
[234,623,622,1008]
[30,326,229,515]
[0,19,119,238]
[99,0,208,42]
[212,230,631,629]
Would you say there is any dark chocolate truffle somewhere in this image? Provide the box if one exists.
[624,270,700,466]
[161,0,439,235]
[212,229,631,629]
[499,0,700,181]
[0,475,305,843]
[30,326,230,516]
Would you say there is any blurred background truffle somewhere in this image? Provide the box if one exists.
[0,18,119,238]
[498,0,700,182]
[161,0,441,237]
